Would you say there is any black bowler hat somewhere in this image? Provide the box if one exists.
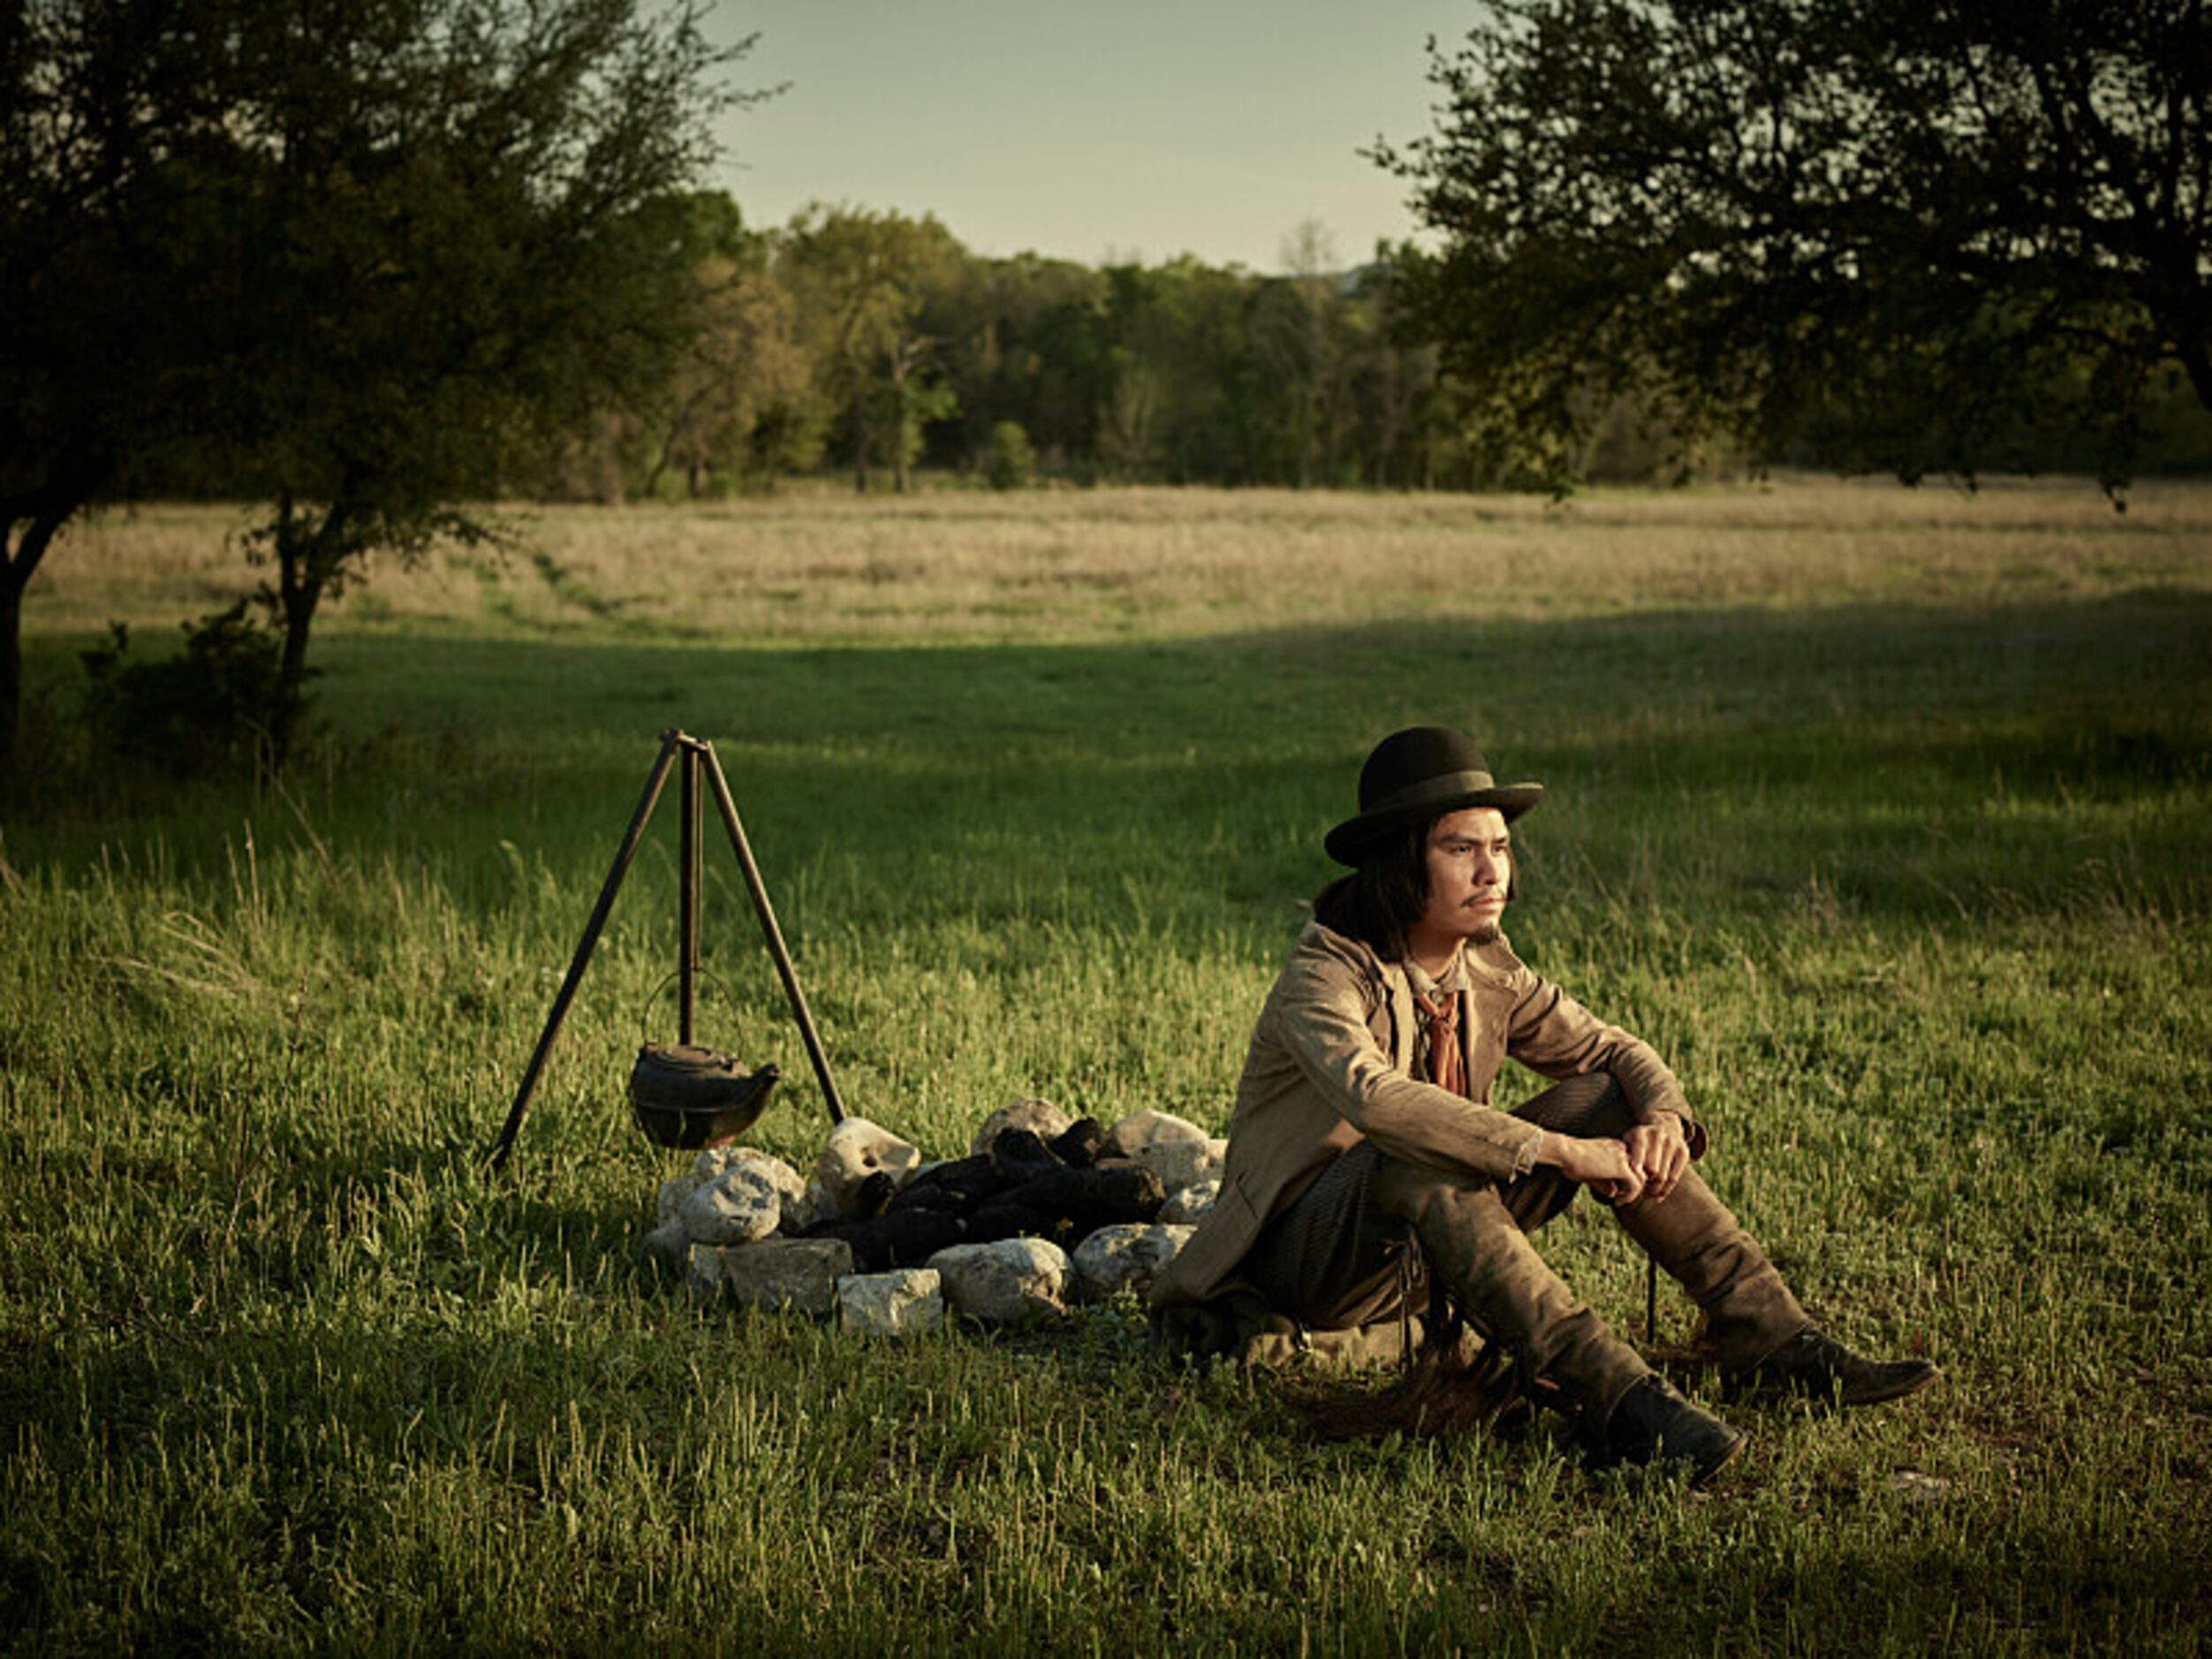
[1323,727,1545,866]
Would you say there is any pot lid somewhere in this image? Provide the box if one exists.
[635,1042,743,1076]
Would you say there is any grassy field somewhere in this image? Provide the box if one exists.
[4,478,2209,1652]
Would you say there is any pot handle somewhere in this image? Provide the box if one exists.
[637,967,741,1047]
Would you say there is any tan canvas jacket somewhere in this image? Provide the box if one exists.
[1150,920,1703,1311]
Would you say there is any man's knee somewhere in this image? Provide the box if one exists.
[1370,1157,1519,1243]
[1514,1069,1636,1138]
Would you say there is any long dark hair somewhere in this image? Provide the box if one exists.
[1311,822,1431,961]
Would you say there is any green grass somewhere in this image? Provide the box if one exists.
[4,478,2210,1652]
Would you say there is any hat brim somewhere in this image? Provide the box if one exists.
[1323,783,1544,867]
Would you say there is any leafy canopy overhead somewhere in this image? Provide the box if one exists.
[181,0,752,746]
[1380,0,2212,493]
[0,0,758,774]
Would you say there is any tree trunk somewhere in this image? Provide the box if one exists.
[269,494,345,772]
[278,567,318,708]
[852,395,870,493]
[1297,388,1314,489]
[275,565,320,775]
[0,555,25,792]
[0,511,69,793]
[890,347,911,496]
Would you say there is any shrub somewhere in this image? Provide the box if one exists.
[80,601,309,777]
[984,420,1036,491]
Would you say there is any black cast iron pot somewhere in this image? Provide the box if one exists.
[628,1043,779,1149]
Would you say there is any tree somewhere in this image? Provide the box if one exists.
[1379,0,2212,492]
[3,0,752,777]
[1,0,228,784]
[781,205,964,493]
[982,420,1035,490]
[1333,257,1436,489]
[921,251,1107,475]
[1276,220,1350,488]
[1090,257,1282,484]
[641,193,817,498]
[202,0,751,754]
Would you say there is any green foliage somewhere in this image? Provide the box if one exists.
[984,421,1037,490]
[884,375,959,483]
[748,222,1485,495]
[3,0,760,778]
[0,0,248,783]
[926,252,1110,473]
[1380,0,2212,496]
[780,205,967,493]
[77,601,308,778]
[605,191,823,501]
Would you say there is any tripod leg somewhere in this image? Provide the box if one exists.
[701,743,849,1125]
[679,746,701,1046]
[489,728,685,1171]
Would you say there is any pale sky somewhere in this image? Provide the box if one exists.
[701,2,1480,274]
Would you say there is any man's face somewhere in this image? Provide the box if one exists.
[1415,806,1512,951]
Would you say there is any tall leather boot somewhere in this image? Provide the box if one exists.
[1723,1328,1941,1408]
[1617,1169,1939,1410]
[1613,1167,1809,1366]
[1375,1162,1746,1484]
[1587,1375,1746,1488]
[1374,1163,1650,1423]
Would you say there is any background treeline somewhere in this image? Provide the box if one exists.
[133,193,2212,505]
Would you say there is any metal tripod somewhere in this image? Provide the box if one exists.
[488,729,847,1171]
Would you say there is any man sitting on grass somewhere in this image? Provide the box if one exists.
[1150,726,1938,1486]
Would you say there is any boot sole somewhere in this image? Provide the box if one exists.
[1688,1427,1748,1490]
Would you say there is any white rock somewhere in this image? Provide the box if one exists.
[657,1172,706,1225]
[969,1097,1074,1156]
[1071,1223,1196,1302]
[688,1239,853,1314]
[814,1117,922,1216]
[837,1269,945,1337]
[733,1147,807,1202]
[666,1148,806,1230]
[643,1216,691,1271]
[1102,1109,1209,1158]
[928,1238,1072,1325]
[692,1144,749,1180]
[1888,1471,1952,1503]
[1160,1182,1219,1225]
[678,1163,784,1246]
[1125,1135,1227,1194]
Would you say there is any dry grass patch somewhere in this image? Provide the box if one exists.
[27,475,2212,648]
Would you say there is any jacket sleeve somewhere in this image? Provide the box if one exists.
[1262,945,1544,1182]
[1504,971,1706,1154]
